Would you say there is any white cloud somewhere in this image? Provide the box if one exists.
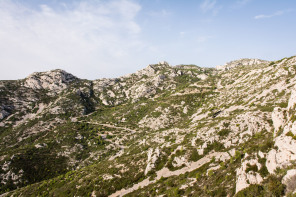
[179,31,186,37]
[0,0,147,80]
[196,35,212,43]
[254,10,285,19]
[236,0,251,6]
[148,9,171,17]
[200,0,221,16]
[232,0,251,9]
[200,0,216,12]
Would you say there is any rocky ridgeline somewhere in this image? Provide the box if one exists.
[1,62,206,122]
[93,61,207,105]
[1,56,296,196]
[216,58,269,70]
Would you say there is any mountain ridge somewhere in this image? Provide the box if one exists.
[1,56,296,196]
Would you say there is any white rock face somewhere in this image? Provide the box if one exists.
[139,110,176,130]
[266,136,296,173]
[127,83,156,101]
[172,156,187,168]
[0,160,24,185]
[102,174,114,180]
[183,106,188,114]
[272,107,285,132]
[207,165,221,175]
[288,87,296,109]
[258,151,265,158]
[34,143,47,148]
[266,88,296,174]
[216,58,269,71]
[282,169,296,194]
[289,121,296,135]
[24,69,76,92]
[135,65,156,77]
[266,149,278,174]
[144,147,160,175]
[215,152,230,162]
[236,159,263,193]
[197,74,208,80]
[99,94,110,106]
[0,109,9,120]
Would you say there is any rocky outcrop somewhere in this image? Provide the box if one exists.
[172,156,187,168]
[0,105,13,120]
[288,86,296,109]
[24,69,77,92]
[266,86,296,174]
[266,136,296,173]
[236,158,263,193]
[135,65,156,77]
[216,58,269,70]
[144,148,160,175]
[0,109,10,120]
[126,83,157,101]
[282,169,296,194]
[139,111,175,130]
[272,107,286,133]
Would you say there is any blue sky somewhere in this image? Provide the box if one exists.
[0,0,296,80]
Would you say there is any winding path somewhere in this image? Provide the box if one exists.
[109,151,224,197]
[79,120,227,196]
[78,121,137,134]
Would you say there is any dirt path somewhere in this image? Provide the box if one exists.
[109,178,155,197]
[78,121,136,161]
[109,151,224,197]
[78,121,137,134]
[99,123,137,134]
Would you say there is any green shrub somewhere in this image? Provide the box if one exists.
[276,126,284,137]
[219,162,226,170]
[196,172,201,180]
[286,131,296,140]
[264,175,286,197]
[257,105,274,112]
[259,166,269,177]
[208,170,214,177]
[189,149,201,162]
[223,122,230,128]
[237,174,286,197]
[151,111,162,118]
[235,184,264,197]
[218,129,231,137]
[246,164,258,173]
[278,102,288,108]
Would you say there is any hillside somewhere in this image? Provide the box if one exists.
[1,57,296,197]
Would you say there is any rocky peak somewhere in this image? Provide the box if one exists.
[153,61,170,68]
[24,69,77,91]
[174,64,199,70]
[216,58,269,70]
[133,61,170,78]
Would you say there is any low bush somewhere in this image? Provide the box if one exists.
[218,129,231,137]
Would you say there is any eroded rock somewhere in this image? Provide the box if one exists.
[144,147,160,175]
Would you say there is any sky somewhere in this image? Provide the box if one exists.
[0,0,296,80]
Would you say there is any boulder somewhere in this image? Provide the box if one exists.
[236,159,263,193]
[144,147,160,175]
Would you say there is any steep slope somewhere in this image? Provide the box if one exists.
[1,57,296,196]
